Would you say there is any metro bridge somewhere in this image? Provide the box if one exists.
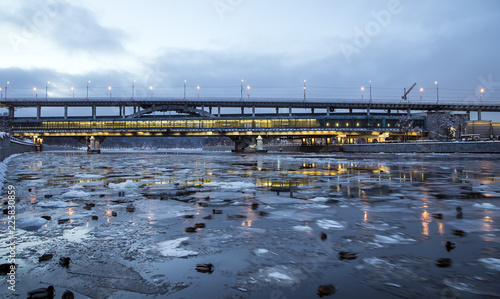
[2,96,498,151]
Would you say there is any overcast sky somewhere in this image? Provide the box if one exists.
[1,0,499,119]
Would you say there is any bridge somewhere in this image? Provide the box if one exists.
[2,97,499,152]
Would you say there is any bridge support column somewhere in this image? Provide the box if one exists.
[349,109,353,114]
[311,108,314,114]
[88,135,101,154]
[36,105,41,119]
[209,107,212,114]
[8,107,14,118]
[478,109,482,121]
[256,135,267,153]
[327,107,330,117]
[289,107,292,117]
[92,105,96,119]
[122,106,126,119]
[467,111,470,121]
[367,107,371,116]
[133,106,137,113]
[218,106,221,117]
[241,107,244,115]
[276,107,279,114]
[64,106,68,119]
[33,136,43,151]
[252,106,255,117]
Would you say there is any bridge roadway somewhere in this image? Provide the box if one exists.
[2,96,500,112]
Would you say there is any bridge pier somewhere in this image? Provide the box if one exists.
[241,107,244,115]
[276,107,279,114]
[252,106,255,117]
[289,107,292,117]
[37,105,41,119]
[327,107,330,117]
[92,105,96,119]
[218,106,221,117]
[64,106,68,119]
[33,136,43,151]
[88,135,101,154]
[9,106,14,118]
[478,109,482,121]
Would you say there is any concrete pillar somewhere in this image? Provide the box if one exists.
[64,106,68,119]
[133,106,137,113]
[467,111,470,121]
[218,106,221,117]
[122,106,126,119]
[92,105,96,119]
[311,108,314,114]
[289,107,292,117]
[209,107,212,114]
[8,107,14,118]
[252,106,255,117]
[478,109,482,121]
[327,107,330,117]
[349,108,353,114]
[241,107,244,115]
[276,107,279,114]
[90,136,95,149]
[37,105,41,119]
[257,135,264,151]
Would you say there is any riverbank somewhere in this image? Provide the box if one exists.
[0,133,38,161]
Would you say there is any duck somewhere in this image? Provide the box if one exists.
[44,194,53,198]
[251,203,259,210]
[432,213,443,219]
[320,232,327,241]
[91,215,99,220]
[58,218,70,224]
[195,263,214,273]
[456,206,463,219]
[198,202,209,208]
[2,209,8,215]
[99,194,106,198]
[126,204,135,213]
[27,285,55,299]
[41,216,52,221]
[203,215,212,220]
[0,263,16,275]
[61,290,75,299]
[212,209,223,214]
[59,257,71,267]
[194,223,206,228]
[258,211,269,217]
[317,284,336,297]
[183,214,194,219]
[185,227,197,233]
[452,229,466,237]
[338,251,357,260]
[445,241,456,252]
[39,253,53,262]
[436,258,452,268]
[111,211,118,217]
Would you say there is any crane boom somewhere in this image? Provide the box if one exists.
[402,83,417,100]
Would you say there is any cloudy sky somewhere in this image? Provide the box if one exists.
[1,0,499,119]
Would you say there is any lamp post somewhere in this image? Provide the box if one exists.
[303,80,306,101]
[71,87,74,99]
[197,85,200,98]
[45,81,50,99]
[247,85,250,99]
[184,80,186,99]
[108,86,112,98]
[361,86,364,100]
[420,87,423,101]
[87,80,90,99]
[435,81,439,104]
[5,82,9,99]
[480,88,484,102]
[479,88,484,121]
[150,86,153,98]
[369,80,372,103]
[241,79,244,100]
[132,80,135,99]
[34,87,37,99]
[0,87,2,99]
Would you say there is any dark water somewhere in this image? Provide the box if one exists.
[1,150,500,298]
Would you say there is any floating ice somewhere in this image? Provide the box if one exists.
[254,248,269,256]
[473,203,500,210]
[293,225,313,232]
[373,233,416,244]
[158,237,198,258]
[309,197,328,202]
[447,219,500,233]
[108,180,138,189]
[62,190,91,198]
[316,219,345,230]
[268,272,293,281]
[38,201,79,208]
[204,181,256,190]
[18,217,48,231]
[478,258,500,271]
[75,173,103,179]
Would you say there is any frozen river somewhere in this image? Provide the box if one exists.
[1,150,500,298]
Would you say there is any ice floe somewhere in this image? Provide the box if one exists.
[373,233,416,245]
[316,219,345,230]
[17,217,48,231]
[473,203,500,210]
[158,237,198,258]
[108,180,139,189]
[478,258,500,271]
[62,190,91,198]
[204,181,256,191]
[293,225,313,232]
[38,201,79,208]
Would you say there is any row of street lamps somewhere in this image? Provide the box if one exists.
[1,80,488,102]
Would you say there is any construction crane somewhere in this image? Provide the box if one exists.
[402,83,417,100]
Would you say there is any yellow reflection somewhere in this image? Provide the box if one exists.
[67,207,75,216]
[421,210,431,236]
[483,216,493,223]
[438,222,444,235]
[363,210,368,222]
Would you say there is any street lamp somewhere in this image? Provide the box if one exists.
[150,86,153,98]
[46,81,50,99]
[5,82,9,99]
[303,80,306,101]
[184,80,187,99]
[197,85,200,98]
[34,87,37,99]
[87,80,91,99]
[132,80,135,99]
[71,87,74,99]
[241,79,244,100]
[0,87,2,99]
[419,87,423,101]
[480,88,484,102]
[108,86,112,98]
[247,85,250,99]
[435,81,439,104]
[369,80,372,103]
[361,86,365,100]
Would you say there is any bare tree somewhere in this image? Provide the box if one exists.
[0,113,10,133]
[397,115,413,142]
